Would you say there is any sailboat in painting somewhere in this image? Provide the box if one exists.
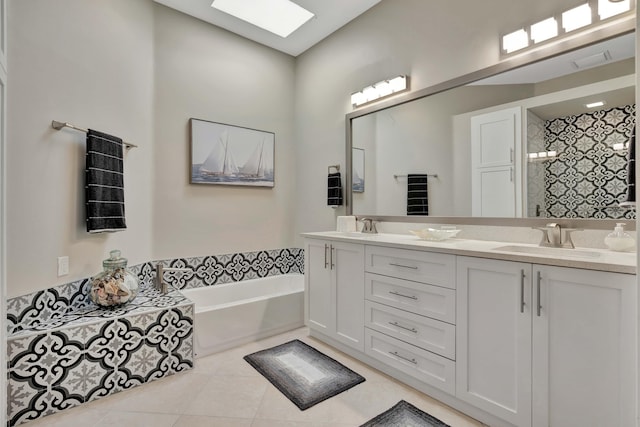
[199,130,239,176]
[240,137,269,178]
[352,169,364,192]
[191,120,274,187]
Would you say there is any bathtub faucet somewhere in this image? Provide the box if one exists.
[155,264,193,294]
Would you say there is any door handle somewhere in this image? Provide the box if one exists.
[330,245,335,270]
[520,269,526,313]
[536,270,542,317]
[324,244,329,269]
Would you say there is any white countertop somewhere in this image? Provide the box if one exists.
[302,231,637,275]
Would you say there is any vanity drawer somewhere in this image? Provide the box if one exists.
[365,300,455,360]
[365,273,455,323]
[365,246,455,289]
[365,328,455,395]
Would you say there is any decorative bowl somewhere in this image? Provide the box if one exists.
[409,228,461,241]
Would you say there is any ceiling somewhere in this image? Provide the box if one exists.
[153,0,382,56]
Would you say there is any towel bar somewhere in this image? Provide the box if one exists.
[328,164,340,174]
[394,173,438,179]
[52,120,138,149]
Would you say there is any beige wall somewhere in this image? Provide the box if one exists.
[151,5,296,260]
[7,1,296,297]
[6,0,634,297]
[292,0,627,240]
[7,0,155,297]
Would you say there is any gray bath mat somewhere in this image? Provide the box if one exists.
[361,400,451,426]
[243,339,365,410]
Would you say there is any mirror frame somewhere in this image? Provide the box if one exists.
[345,19,636,230]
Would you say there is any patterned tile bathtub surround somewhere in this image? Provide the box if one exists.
[7,248,303,335]
[159,247,304,290]
[6,248,302,426]
[7,304,193,426]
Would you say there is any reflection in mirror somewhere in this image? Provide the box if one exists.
[349,32,636,220]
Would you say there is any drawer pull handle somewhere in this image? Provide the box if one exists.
[389,291,418,300]
[389,321,418,333]
[389,262,418,270]
[390,351,417,365]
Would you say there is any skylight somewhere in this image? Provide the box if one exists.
[211,0,315,38]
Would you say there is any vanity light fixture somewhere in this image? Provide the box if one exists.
[585,101,606,108]
[211,0,315,38]
[562,3,592,32]
[502,29,529,53]
[531,17,559,43]
[528,150,558,161]
[501,0,633,55]
[599,0,631,19]
[351,75,409,108]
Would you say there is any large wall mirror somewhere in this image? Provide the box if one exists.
[347,29,636,226]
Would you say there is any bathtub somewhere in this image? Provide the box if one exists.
[182,274,304,358]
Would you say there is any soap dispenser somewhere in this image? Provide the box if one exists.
[604,223,635,252]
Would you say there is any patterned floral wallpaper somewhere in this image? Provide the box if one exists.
[543,104,635,219]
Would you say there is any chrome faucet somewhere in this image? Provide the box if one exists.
[155,264,192,294]
[360,217,378,234]
[534,223,581,249]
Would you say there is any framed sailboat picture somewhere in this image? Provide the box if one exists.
[190,118,275,187]
[352,147,364,193]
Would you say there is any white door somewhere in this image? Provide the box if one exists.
[532,266,635,427]
[476,167,516,217]
[456,257,532,427]
[304,239,333,333]
[333,242,365,351]
[471,107,522,217]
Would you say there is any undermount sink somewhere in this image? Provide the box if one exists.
[493,245,602,259]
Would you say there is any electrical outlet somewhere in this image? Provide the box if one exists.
[58,256,69,277]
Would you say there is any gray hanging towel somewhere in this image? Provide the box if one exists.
[85,129,127,233]
[407,174,429,215]
[328,172,343,206]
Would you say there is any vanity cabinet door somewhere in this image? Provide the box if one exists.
[532,266,635,427]
[305,239,333,333]
[333,241,365,351]
[456,256,532,427]
[305,238,365,351]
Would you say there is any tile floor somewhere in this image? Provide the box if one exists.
[21,327,485,427]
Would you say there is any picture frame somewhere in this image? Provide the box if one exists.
[352,147,365,193]
[190,118,275,187]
